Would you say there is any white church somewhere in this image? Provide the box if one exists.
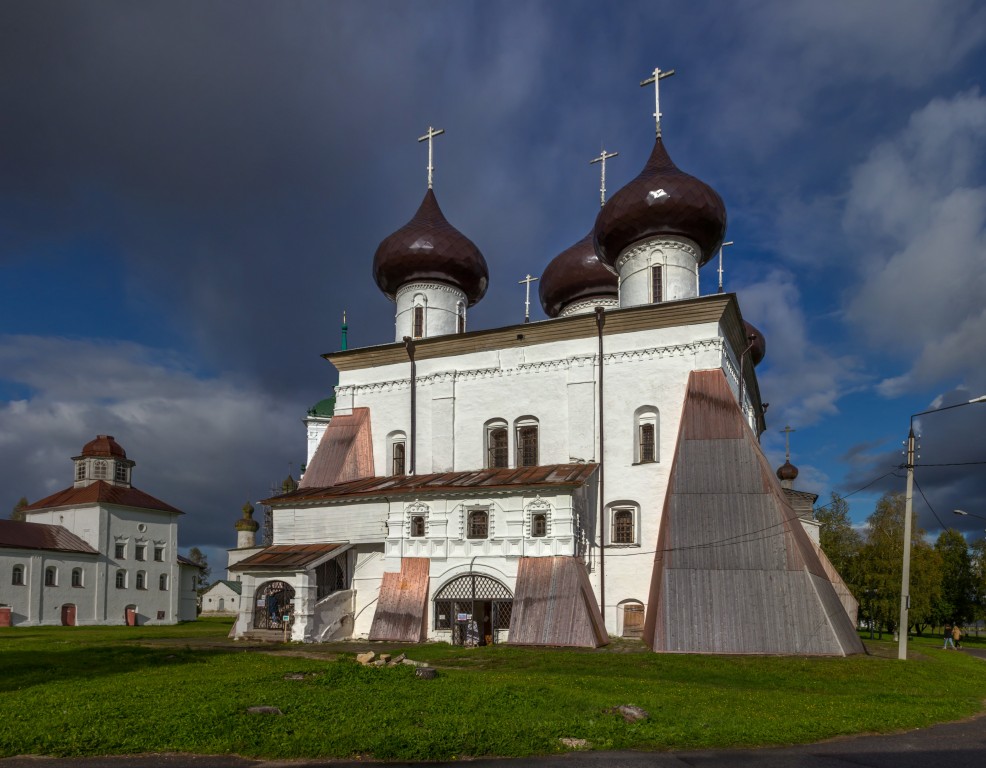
[230,72,862,655]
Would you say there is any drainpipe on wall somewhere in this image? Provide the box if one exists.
[403,336,417,475]
[594,307,606,632]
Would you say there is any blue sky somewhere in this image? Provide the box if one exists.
[2,1,986,569]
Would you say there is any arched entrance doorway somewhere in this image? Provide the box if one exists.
[433,573,512,646]
[254,580,295,630]
[61,604,76,626]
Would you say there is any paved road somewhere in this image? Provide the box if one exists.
[6,649,986,768]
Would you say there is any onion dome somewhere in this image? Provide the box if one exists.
[539,231,618,318]
[372,188,489,306]
[776,460,799,483]
[79,434,126,458]
[235,502,259,533]
[594,137,727,268]
[744,321,766,367]
[281,475,297,494]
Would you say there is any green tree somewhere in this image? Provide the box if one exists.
[186,547,211,590]
[933,528,975,626]
[815,493,863,590]
[857,491,942,637]
[10,497,29,522]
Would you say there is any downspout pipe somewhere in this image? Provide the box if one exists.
[403,336,416,475]
[594,306,606,632]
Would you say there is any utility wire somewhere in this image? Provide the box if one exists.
[913,476,951,531]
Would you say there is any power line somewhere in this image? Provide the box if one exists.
[912,476,949,531]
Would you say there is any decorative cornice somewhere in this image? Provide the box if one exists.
[396,281,467,301]
[560,297,619,318]
[615,236,699,273]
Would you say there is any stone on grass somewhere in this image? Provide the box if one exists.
[372,659,388,667]
[401,658,427,667]
[609,705,649,723]
[393,653,406,664]
[356,651,375,665]
[247,706,283,715]
[415,667,438,679]
[559,738,589,749]
[379,653,392,663]
[283,673,305,681]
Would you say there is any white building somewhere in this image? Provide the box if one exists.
[0,435,200,626]
[230,90,860,654]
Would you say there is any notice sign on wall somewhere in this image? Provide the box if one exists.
[456,613,471,622]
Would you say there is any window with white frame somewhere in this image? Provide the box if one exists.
[44,566,57,587]
[634,407,659,463]
[388,431,407,475]
[115,542,127,560]
[526,498,551,538]
[93,460,107,480]
[75,461,86,481]
[531,514,547,537]
[515,417,539,468]
[135,544,147,561]
[159,573,168,591]
[71,568,84,588]
[154,546,164,562]
[485,419,508,468]
[406,501,429,538]
[136,571,147,590]
[115,463,128,483]
[608,503,640,546]
[12,565,24,586]
[115,569,127,589]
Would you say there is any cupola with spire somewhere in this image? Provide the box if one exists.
[593,68,726,308]
[372,127,488,341]
[744,320,766,367]
[73,434,136,489]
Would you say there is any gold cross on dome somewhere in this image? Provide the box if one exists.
[417,126,445,189]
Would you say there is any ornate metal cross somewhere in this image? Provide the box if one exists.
[590,149,619,207]
[417,126,445,189]
[518,273,539,323]
[640,67,676,137]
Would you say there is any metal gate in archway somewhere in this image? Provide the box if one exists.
[433,573,512,645]
[253,580,295,630]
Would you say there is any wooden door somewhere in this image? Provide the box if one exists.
[125,606,137,626]
[61,604,76,626]
[622,604,644,637]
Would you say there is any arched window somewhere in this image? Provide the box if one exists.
[531,514,547,537]
[413,305,425,339]
[75,461,86,481]
[651,265,663,303]
[388,431,407,475]
[634,407,659,464]
[159,573,168,591]
[93,460,107,480]
[12,565,24,586]
[115,569,127,589]
[44,567,57,587]
[609,504,639,546]
[467,509,489,539]
[136,571,147,590]
[515,417,539,468]
[411,516,426,537]
[485,419,508,468]
[456,301,466,334]
[71,568,83,588]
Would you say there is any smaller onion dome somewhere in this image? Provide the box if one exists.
[235,502,260,533]
[777,460,799,482]
[372,188,489,306]
[744,321,766,367]
[79,434,126,459]
[281,475,297,494]
[307,396,335,418]
[594,137,727,268]
[539,231,618,318]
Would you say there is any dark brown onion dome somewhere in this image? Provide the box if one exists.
[539,231,618,318]
[777,460,799,482]
[744,320,766,367]
[79,434,126,458]
[593,137,727,268]
[372,188,489,306]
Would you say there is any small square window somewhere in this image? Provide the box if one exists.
[115,543,126,560]
[135,545,146,562]
[154,546,164,562]
[467,510,489,539]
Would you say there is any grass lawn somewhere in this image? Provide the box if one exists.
[1,619,985,760]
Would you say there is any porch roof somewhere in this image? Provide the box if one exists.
[228,542,346,571]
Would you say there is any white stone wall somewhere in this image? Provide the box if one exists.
[0,549,99,626]
[394,281,467,341]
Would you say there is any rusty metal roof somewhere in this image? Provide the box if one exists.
[368,557,430,642]
[23,481,183,515]
[298,407,374,490]
[269,463,598,505]
[0,520,98,555]
[228,543,344,571]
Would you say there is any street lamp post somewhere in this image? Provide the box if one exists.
[898,395,986,660]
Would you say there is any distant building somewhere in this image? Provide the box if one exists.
[0,435,200,627]
[200,579,243,616]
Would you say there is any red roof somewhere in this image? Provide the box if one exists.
[229,543,345,571]
[77,434,127,458]
[23,481,183,515]
[0,519,98,554]
[269,463,599,505]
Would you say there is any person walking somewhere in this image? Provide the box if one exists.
[943,623,955,649]
[952,623,962,649]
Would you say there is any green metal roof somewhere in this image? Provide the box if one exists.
[307,396,335,418]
